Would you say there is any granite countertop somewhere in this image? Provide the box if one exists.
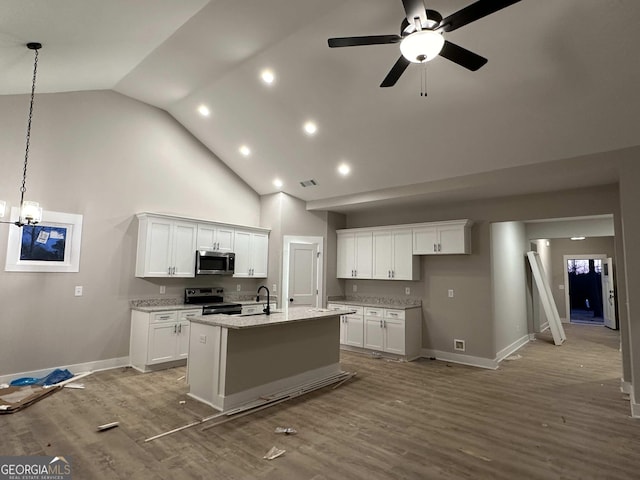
[130,297,276,313]
[327,297,422,310]
[190,306,356,329]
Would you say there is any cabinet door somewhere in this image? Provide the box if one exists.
[413,226,439,255]
[354,232,373,279]
[364,317,384,350]
[384,318,405,355]
[339,315,347,344]
[145,218,173,277]
[216,227,235,252]
[196,224,216,251]
[345,315,364,347]
[233,230,251,277]
[391,229,414,280]
[176,322,190,359]
[372,231,393,279]
[250,232,269,277]
[172,221,197,277]
[337,234,355,278]
[438,224,467,254]
[148,323,178,364]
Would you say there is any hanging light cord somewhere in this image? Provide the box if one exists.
[2,43,41,227]
[20,45,40,209]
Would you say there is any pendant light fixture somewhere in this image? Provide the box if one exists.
[1,42,44,227]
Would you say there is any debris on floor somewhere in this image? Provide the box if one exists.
[263,446,286,460]
[458,448,492,462]
[97,422,119,432]
[275,427,297,435]
[0,385,59,413]
[504,354,522,361]
[63,383,85,389]
[10,368,74,387]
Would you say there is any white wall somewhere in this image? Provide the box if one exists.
[0,90,261,377]
[491,222,529,359]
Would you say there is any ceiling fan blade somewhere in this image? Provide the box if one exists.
[439,41,487,71]
[440,0,521,33]
[380,56,411,87]
[401,0,427,27]
[328,35,401,48]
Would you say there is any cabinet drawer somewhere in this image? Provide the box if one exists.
[151,311,178,323]
[346,306,364,316]
[327,303,347,311]
[384,309,404,320]
[179,309,202,321]
[364,307,383,317]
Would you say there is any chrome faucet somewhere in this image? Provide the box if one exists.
[256,285,271,315]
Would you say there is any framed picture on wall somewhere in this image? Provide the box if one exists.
[5,209,83,272]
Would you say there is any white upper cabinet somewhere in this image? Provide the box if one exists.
[412,220,472,255]
[233,229,269,278]
[136,214,197,278]
[372,229,419,280]
[136,213,269,278]
[337,231,372,279]
[196,224,234,252]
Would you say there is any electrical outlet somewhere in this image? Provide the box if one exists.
[448,289,454,298]
[273,284,277,292]
[405,287,411,295]
[199,335,207,344]
[159,285,166,294]
[236,284,241,292]
[559,284,565,290]
[352,284,357,292]
[454,339,466,351]
[74,286,83,297]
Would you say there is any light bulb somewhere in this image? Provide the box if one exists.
[400,30,445,63]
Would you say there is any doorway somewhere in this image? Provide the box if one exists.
[282,236,323,309]
[563,255,607,326]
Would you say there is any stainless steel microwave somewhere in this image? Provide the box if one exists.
[195,251,235,275]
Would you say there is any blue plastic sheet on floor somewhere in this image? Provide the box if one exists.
[10,368,74,387]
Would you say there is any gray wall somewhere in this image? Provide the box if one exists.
[491,222,528,357]
[0,90,262,376]
[344,184,621,361]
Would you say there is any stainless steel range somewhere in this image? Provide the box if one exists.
[184,287,242,315]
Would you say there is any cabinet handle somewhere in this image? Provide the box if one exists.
[388,270,391,278]
[179,324,182,333]
[438,243,442,252]
[391,270,395,278]
[434,243,437,253]
[173,324,177,334]
[379,320,383,328]
[383,320,386,328]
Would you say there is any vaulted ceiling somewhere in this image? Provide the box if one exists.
[2,0,638,212]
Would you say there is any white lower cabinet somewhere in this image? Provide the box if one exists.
[130,308,199,372]
[329,303,422,360]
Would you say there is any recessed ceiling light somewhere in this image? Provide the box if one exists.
[303,121,317,136]
[273,178,283,189]
[197,104,210,117]
[570,236,586,241]
[261,69,275,85]
[338,163,351,176]
[239,145,251,157]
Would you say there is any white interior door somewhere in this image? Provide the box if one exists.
[603,257,616,329]
[288,242,318,307]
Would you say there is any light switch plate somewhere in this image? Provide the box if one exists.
[405,287,411,295]
[236,284,241,292]
[160,285,166,294]
[352,284,357,292]
[74,286,83,296]
[448,289,454,298]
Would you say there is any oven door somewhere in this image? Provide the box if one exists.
[195,251,235,275]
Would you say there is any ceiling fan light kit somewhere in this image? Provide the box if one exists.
[400,30,444,63]
[327,0,521,88]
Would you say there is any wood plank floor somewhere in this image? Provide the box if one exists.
[1,324,637,479]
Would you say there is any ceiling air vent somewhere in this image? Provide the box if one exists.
[299,179,318,188]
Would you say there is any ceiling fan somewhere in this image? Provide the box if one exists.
[328,0,522,87]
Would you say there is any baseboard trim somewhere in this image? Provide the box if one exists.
[421,349,498,370]
[631,390,640,418]
[495,335,530,363]
[0,356,130,385]
[621,379,632,394]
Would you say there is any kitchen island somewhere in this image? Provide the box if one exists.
[186,307,348,412]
